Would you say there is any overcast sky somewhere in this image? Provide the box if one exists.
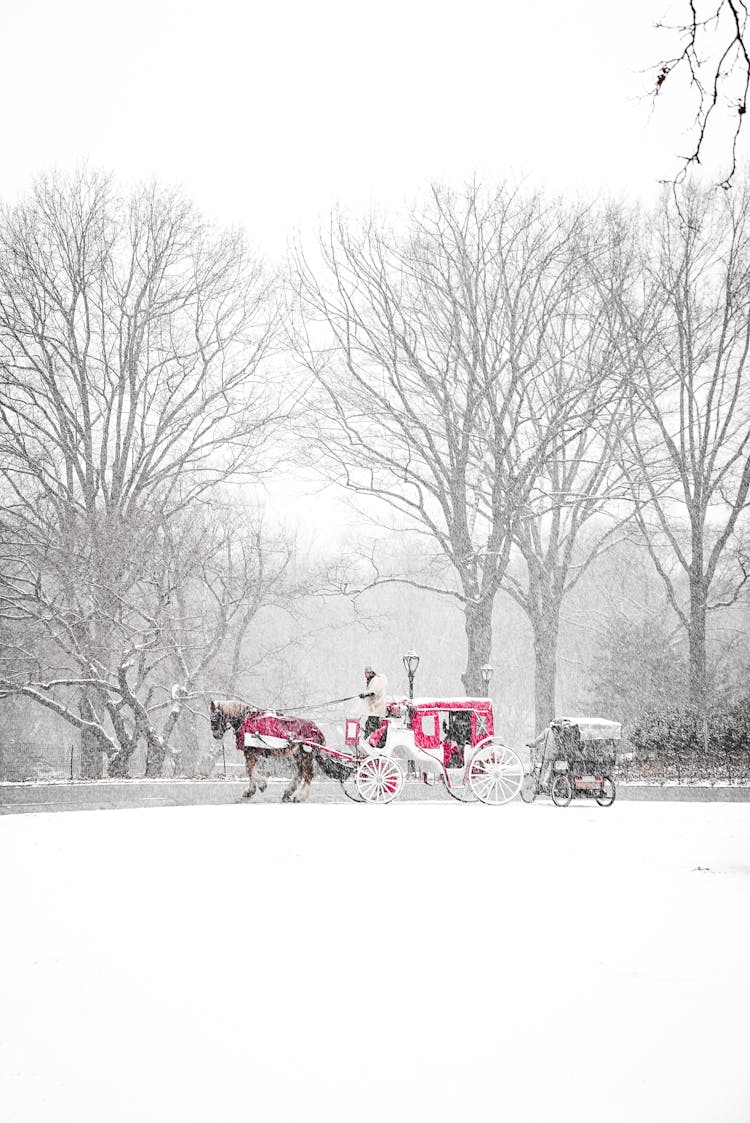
[0,0,718,257]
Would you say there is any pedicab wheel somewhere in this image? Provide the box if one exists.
[595,775,616,807]
[468,742,524,805]
[355,755,404,804]
[520,774,538,804]
[551,774,573,807]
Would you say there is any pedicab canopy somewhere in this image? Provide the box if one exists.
[552,717,622,741]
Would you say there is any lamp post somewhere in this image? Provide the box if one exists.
[403,650,420,700]
[481,664,494,695]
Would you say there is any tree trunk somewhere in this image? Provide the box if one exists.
[525,571,562,734]
[145,737,167,777]
[174,709,200,777]
[461,598,494,695]
[79,695,104,779]
[688,575,708,714]
[107,745,136,778]
[533,624,558,733]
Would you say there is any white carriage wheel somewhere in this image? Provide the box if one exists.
[355,755,404,805]
[342,771,365,802]
[444,771,479,802]
[468,741,524,805]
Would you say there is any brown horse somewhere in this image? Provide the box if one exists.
[209,700,339,802]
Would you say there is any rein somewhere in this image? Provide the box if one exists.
[277,694,360,713]
[209,691,359,718]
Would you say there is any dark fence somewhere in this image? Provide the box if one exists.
[0,741,80,782]
[0,741,299,782]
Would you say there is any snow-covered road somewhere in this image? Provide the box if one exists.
[2,801,749,1123]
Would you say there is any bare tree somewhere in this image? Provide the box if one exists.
[0,170,283,772]
[502,400,631,731]
[611,185,750,712]
[654,1,750,187]
[290,183,605,694]
[501,209,637,730]
[0,502,291,777]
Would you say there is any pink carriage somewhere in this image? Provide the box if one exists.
[335,696,524,805]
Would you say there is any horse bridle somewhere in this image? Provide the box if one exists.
[209,702,254,740]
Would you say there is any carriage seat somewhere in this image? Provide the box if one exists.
[366,721,389,751]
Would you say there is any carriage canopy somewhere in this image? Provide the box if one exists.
[407,697,494,751]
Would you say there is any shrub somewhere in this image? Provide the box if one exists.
[630,698,750,758]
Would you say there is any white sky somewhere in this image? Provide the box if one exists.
[0,0,717,259]
[1,0,736,538]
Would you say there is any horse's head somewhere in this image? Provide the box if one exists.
[209,699,256,739]
[209,700,229,740]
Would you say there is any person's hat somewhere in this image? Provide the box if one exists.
[364,663,374,672]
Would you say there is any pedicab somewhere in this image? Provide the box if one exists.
[520,717,621,807]
[340,696,524,805]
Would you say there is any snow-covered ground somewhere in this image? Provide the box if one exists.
[2,801,749,1123]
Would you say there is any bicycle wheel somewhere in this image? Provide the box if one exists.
[551,774,572,807]
[595,775,616,807]
[520,775,538,804]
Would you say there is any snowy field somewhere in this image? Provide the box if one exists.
[2,801,749,1123]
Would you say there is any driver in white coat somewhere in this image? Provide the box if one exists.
[358,664,388,747]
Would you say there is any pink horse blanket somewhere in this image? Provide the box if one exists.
[236,709,326,753]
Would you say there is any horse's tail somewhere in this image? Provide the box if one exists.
[313,746,351,784]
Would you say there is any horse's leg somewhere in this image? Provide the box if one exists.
[253,750,268,794]
[281,747,298,802]
[242,750,262,799]
[296,749,315,802]
[282,747,314,803]
[279,750,309,804]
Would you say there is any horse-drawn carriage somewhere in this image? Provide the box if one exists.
[520,717,621,807]
[341,696,524,804]
[209,695,525,805]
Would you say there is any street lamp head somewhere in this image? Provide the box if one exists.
[402,650,420,700]
[480,663,494,689]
